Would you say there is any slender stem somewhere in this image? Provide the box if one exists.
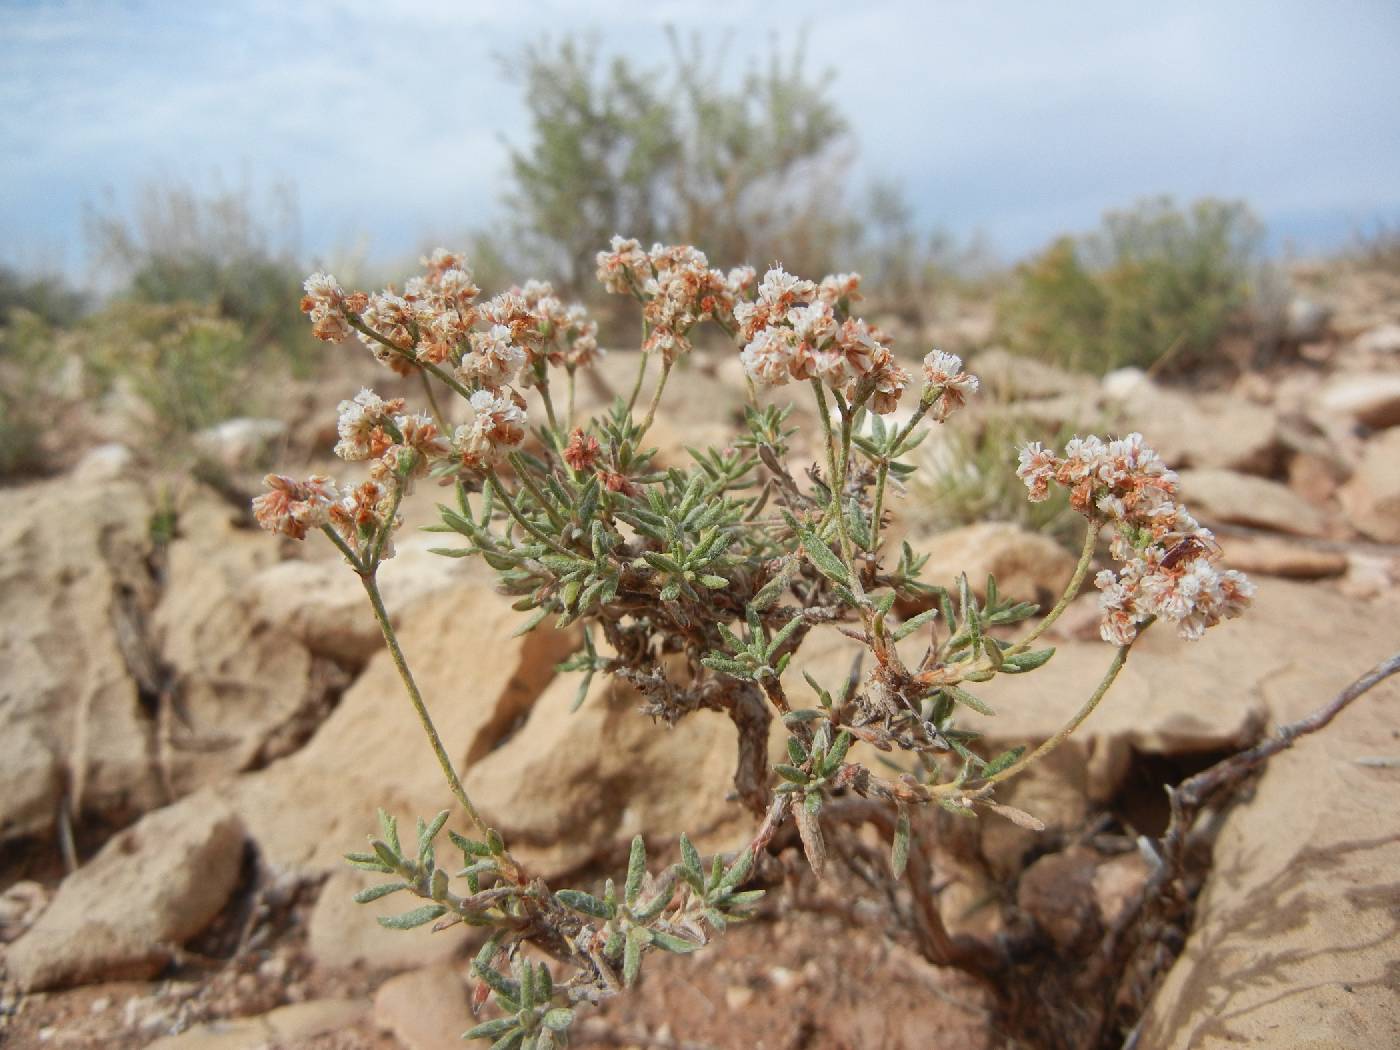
[869,463,890,553]
[811,381,868,609]
[370,478,406,567]
[637,357,673,439]
[321,524,366,573]
[626,349,650,414]
[359,571,488,835]
[1007,519,1097,655]
[420,371,448,433]
[537,373,560,433]
[566,368,577,431]
[486,470,573,555]
[346,315,475,401]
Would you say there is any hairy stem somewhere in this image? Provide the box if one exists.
[486,470,574,556]
[420,371,449,434]
[637,357,673,439]
[359,570,488,836]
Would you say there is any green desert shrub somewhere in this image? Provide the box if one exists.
[998,196,1262,374]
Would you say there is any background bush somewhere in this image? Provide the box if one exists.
[997,196,1262,374]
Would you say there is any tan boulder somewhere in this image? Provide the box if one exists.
[905,522,1078,608]
[229,583,578,874]
[1340,428,1400,542]
[0,475,164,841]
[5,791,245,991]
[1178,468,1331,537]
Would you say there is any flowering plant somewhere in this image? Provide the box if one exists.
[255,238,1252,1046]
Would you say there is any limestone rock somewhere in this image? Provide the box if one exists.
[374,964,473,1050]
[1318,372,1400,430]
[1138,640,1400,1048]
[1340,428,1400,542]
[5,792,245,991]
[153,492,336,787]
[904,522,1077,608]
[0,475,164,841]
[143,999,368,1050]
[464,662,751,878]
[1178,468,1331,537]
[230,583,578,874]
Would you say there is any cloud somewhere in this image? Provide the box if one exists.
[3,0,1399,279]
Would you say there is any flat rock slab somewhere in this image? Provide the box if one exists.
[1178,468,1332,537]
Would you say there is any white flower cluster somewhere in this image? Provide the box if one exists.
[1016,433,1254,644]
[736,267,911,413]
[920,351,979,423]
[595,237,751,361]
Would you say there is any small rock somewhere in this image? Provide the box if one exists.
[1091,852,1151,928]
[1102,367,1151,400]
[374,965,472,1050]
[1354,322,1400,355]
[1340,429,1400,543]
[144,999,368,1050]
[70,443,135,483]
[1318,373,1400,430]
[192,417,287,472]
[971,348,1099,400]
[0,880,50,943]
[1178,469,1331,537]
[1283,297,1333,343]
[904,522,1078,608]
[1221,535,1346,579]
[6,792,245,991]
[1016,847,1102,954]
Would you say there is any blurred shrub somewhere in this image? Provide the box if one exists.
[910,410,1083,549]
[998,197,1262,374]
[87,180,317,370]
[0,309,56,477]
[502,33,852,292]
[0,266,87,328]
[81,302,254,441]
[1347,219,1400,273]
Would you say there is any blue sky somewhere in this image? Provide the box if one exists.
[4,0,1399,283]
